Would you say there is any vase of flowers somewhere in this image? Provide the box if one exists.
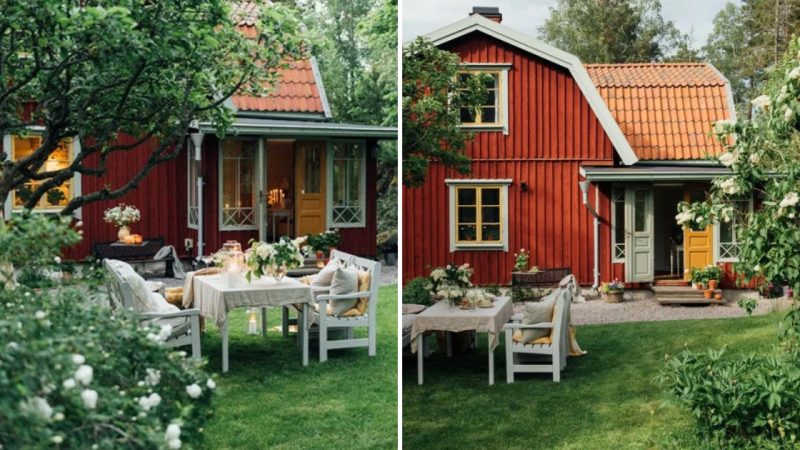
[245,237,305,282]
[426,263,474,309]
[103,204,141,241]
[599,279,625,303]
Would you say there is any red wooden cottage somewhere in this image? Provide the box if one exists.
[3,1,395,262]
[403,8,742,289]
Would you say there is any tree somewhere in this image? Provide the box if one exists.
[0,1,303,215]
[538,0,693,63]
[402,38,487,187]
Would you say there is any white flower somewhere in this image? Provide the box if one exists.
[53,412,65,422]
[675,211,693,226]
[62,378,77,390]
[206,378,216,390]
[186,383,202,399]
[713,119,734,134]
[718,151,737,167]
[168,439,182,449]
[749,152,760,164]
[34,311,46,319]
[20,396,53,421]
[789,66,800,80]
[780,192,799,209]
[138,393,161,411]
[51,435,63,444]
[71,354,85,365]
[144,368,161,387]
[80,389,98,409]
[719,177,739,195]
[754,265,762,272]
[784,104,795,122]
[74,365,93,385]
[166,423,182,449]
[430,269,445,281]
[147,324,173,343]
[54,256,61,264]
[751,94,771,110]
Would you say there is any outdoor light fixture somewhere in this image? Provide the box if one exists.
[520,182,528,192]
[188,120,204,161]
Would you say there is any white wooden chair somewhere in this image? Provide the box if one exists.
[300,250,381,362]
[103,259,201,358]
[503,281,572,382]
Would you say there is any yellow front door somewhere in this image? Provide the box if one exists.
[294,141,327,236]
[683,188,713,281]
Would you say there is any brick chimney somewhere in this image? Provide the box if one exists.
[470,6,502,23]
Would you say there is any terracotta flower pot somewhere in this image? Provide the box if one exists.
[708,279,718,290]
[714,293,723,300]
[703,290,713,299]
[694,282,704,290]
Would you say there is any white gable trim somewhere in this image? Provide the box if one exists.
[706,63,737,123]
[423,15,639,166]
[310,56,332,119]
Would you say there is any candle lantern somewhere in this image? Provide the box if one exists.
[246,308,258,335]
[222,240,245,287]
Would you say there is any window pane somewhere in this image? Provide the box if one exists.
[482,206,500,223]
[483,74,497,89]
[458,206,476,223]
[483,89,496,107]
[458,224,477,241]
[719,221,733,243]
[614,199,625,244]
[481,107,496,123]
[331,142,365,225]
[634,191,646,232]
[458,188,476,206]
[221,139,256,227]
[482,224,500,241]
[460,108,475,123]
[481,188,500,205]
[12,135,74,210]
[304,146,321,194]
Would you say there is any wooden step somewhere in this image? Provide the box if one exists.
[657,297,726,305]
[652,286,726,305]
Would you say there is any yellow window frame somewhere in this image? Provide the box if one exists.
[457,70,503,126]
[454,185,504,245]
[10,134,75,211]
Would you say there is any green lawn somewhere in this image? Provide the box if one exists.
[403,313,784,449]
[201,285,398,449]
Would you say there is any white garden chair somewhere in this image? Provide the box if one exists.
[503,280,572,382]
[103,259,201,358]
[300,250,381,362]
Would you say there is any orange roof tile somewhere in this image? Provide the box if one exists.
[229,1,326,115]
[585,63,732,160]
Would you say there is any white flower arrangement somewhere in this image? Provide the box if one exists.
[103,204,141,227]
[245,238,305,281]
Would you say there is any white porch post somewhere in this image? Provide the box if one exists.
[579,180,601,289]
[189,123,205,261]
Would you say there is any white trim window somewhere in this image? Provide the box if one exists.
[219,138,257,230]
[4,133,81,216]
[714,198,752,263]
[457,64,510,135]
[328,141,366,228]
[446,179,511,251]
[611,187,625,262]
[187,143,199,230]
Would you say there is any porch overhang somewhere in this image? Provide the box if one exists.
[198,117,397,139]
[579,165,731,182]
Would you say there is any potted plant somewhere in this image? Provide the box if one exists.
[690,267,705,289]
[703,289,713,299]
[599,279,625,303]
[513,248,530,272]
[705,264,722,290]
[46,188,66,207]
[103,204,141,241]
[306,230,340,259]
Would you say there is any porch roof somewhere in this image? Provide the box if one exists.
[580,165,732,182]
[198,117,397,139]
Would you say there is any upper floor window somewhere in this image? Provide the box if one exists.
[457,65,509,134]
[10,134,75,212]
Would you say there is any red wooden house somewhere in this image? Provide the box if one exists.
[3,1,395,261]
[403,8,742,289]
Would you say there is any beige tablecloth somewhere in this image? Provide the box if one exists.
[193,274,314,327]
[410,297,513,353]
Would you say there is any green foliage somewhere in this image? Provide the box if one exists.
[738,297,759,316]
[304,230,341,254]
[510,286,553,303]
[513,249,530,272]
[483,284,502,296]
[0,287,214,448]
[402,277,432,306]
[0,1,304,212]
[538,0,693,63]
[46,188,66,206]
[0,212,81,275]
[402,38,488,187]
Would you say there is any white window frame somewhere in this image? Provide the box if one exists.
[713,196,753,263]
[457,63,510,135]
[3,131,82,219]
[611,186,625,263]
[218,137,258,231]
[327,139,367,228]
[446,178,511,252]
[187,140,199,230]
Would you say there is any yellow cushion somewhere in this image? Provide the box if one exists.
[513,302,558,344]
[340,271,371,317]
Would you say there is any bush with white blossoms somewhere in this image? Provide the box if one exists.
[245,236,306,281]
[102,203,141,227]
[0,215,215,449]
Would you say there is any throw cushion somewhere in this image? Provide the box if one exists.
[512,294,557,344]
[109,260,155,312]
[329,266,359,316]
[312,259,341,286]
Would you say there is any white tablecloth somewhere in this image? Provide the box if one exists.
[193,274,314,327]
[410,297,513,352]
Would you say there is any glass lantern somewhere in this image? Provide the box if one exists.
[223,241,245,287]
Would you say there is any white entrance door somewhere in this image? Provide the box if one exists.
[625,187,654,282]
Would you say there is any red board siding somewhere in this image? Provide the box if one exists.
[403,33,616,286]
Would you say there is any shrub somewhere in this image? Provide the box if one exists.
[484,285,502,296]
[403,277,432,306]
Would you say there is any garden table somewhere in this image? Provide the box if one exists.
[410,296,513,385]
[193,274,314,373]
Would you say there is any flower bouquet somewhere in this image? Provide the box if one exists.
[426,263,474,308]
[599,279,625,303]
[103,204,141,241]
[245,237,305,282]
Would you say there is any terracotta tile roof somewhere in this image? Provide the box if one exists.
[229,1,326,115]
[585,63,732,160]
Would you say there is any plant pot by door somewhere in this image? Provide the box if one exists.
[118,226,131,241]
[714,293,723,300]
[708,279,718,290]
[602,292,623,303]
[703,290,713,299]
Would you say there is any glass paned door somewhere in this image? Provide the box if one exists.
[625,187,654,282]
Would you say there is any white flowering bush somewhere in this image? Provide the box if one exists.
[245,237,305,281]
[103,204,141,227]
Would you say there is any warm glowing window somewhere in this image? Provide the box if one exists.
[219,138,257,230]
[458,70,502,126]
[10,135,74,211]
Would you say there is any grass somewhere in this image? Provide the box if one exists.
[402,313,785,449]
[201,285,398,449]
